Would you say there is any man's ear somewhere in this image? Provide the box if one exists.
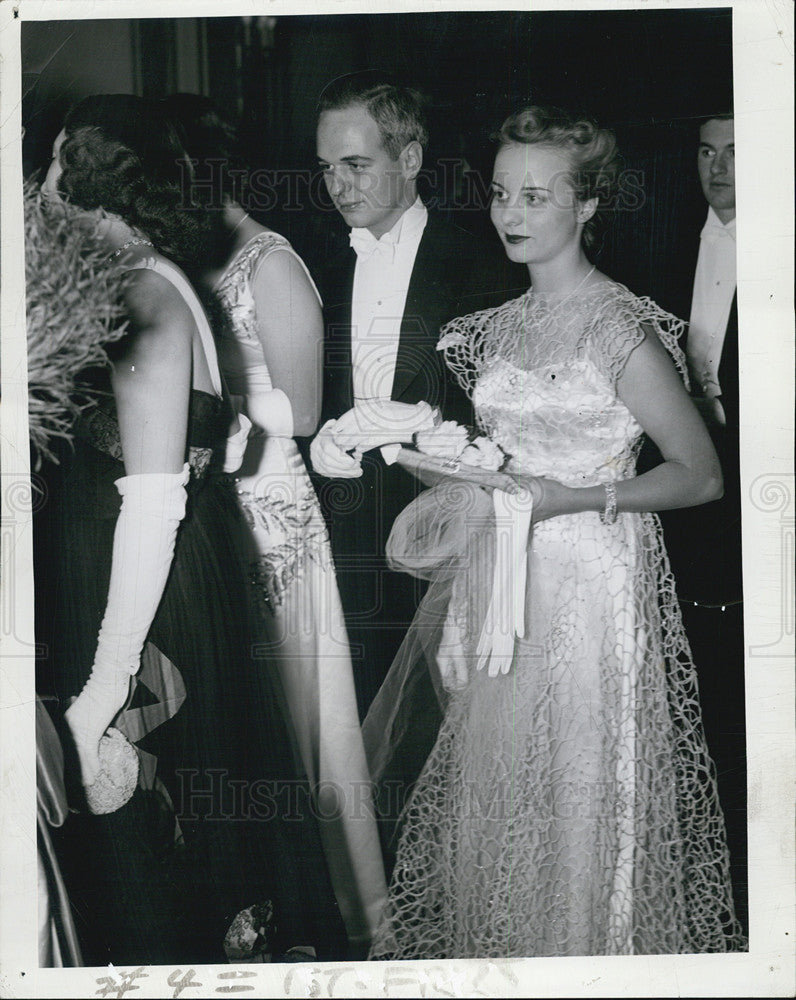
[577,197,599,224]
[400,140,423,180]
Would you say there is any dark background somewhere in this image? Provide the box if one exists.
[21,7,733,300]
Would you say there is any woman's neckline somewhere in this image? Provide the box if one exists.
[524,272,616,304]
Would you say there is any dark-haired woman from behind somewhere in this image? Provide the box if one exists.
[366,106,746,958]
[42,93,346,964]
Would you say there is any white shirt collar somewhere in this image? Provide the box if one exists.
[350,197,427,249]
[389,196,427,243]
[702,206,736,240]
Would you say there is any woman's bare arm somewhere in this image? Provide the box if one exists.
[111,268,193,474]
[248,249,323,437]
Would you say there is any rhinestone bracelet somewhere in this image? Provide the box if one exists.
[599,482,618,525]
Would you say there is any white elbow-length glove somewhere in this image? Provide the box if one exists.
[64,464,190,803]
[475,488,533,677]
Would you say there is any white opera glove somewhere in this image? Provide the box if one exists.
[475,488,533,678]
[244,387,294,438]
[310,418,363,478]
[223,413,252,474]
[331,400,438,454]
[64,464,190,797]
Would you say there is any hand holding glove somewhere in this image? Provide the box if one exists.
[331,400,438,454]
[310,419,363,478]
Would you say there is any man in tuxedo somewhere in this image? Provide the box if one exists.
[310,73,520,724]
[659,113,746,931]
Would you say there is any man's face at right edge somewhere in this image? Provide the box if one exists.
[698,117,735,223]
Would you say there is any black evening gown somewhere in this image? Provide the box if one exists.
[46,382,347,965]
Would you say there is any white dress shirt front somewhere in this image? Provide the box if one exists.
[687,207,737,400]
[349,197,428,403]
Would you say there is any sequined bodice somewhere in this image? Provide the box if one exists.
[440,280,687,487]
[475,356,643,486]
[212,231,321,399]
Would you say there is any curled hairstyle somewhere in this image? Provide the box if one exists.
[496,106,621,252]
[56,94,213,267]
[318,71,429,159]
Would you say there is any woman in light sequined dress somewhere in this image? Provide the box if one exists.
[164,95,387,952]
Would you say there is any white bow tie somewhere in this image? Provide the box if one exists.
[349,229,397,264]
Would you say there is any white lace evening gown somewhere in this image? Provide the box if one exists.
[368,280,746,959]
[213,231,387,946]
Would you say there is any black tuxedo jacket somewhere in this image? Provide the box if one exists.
[311,212,526,711]
[655,221,742,607]
[317,213,521,425]
[313,212,525,544]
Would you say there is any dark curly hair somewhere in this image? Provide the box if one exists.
[496,106,622,252]
[57,94,215,267]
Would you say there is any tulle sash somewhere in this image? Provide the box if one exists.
[363,481,532,784]
[386,480,495,581]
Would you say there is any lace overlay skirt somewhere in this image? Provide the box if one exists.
[369,505,745,959]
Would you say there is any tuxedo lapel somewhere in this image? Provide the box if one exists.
[684,236,700,325]
[391,218,449,403]
[680,227,738,426]
[322,214,492,415]
[663,221,702,330]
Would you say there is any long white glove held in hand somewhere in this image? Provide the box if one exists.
[331,400,437,453]
[65,463,190,786]
[475,487,533,678]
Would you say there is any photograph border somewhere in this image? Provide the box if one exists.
[1,1,793,996]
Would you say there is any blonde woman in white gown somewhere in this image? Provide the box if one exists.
[363,106,745,959]
[165,95,387,950]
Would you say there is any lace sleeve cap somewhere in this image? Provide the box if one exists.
[591,289,689,391]
[438,302,511,399]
